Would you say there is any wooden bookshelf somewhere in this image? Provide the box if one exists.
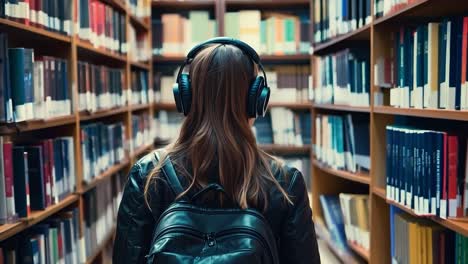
[372,186,386,200]
[313,24,371,55]
[269,102,313,109]
[312,159,370,185]
[0,1,153,263]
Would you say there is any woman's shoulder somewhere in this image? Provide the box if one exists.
[270,159,307,196]
[130,148,166,183]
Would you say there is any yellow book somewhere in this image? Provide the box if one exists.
[427,22,439,109]
[408,221,418,264]
[421,226,426,264]
[427,226,433,264]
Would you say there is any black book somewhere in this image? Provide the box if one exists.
[0,33,11,122]
[53,139,64,201]
[12,146,29,218]
[25,146,46,210]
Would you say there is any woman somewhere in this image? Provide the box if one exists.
[113,38,321,263]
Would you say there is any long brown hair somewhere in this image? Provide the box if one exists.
[145,44,292,210]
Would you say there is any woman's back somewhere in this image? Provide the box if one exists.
[113,38,321,263]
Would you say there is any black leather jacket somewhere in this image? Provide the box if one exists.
[113,151,321,263]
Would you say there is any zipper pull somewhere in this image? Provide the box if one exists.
[206,233,216,247]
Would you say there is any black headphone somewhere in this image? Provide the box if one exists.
[173,37,270,118]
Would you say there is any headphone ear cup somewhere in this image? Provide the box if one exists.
[247,76,265,118]
[179,73,192,116]
[172,83,183,113]
[256,86,270,117]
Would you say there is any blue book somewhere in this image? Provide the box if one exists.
[319,195,348,251]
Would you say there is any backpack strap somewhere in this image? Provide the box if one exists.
[154,150,185,198]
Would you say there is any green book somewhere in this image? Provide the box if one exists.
[266,16,275,55]
[284,18,295,54]
[189,11,210,43]
[260,20,266,54]
[225,12,239,39]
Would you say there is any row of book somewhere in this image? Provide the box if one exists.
[76,0,127,54]
[81,121,126,183]
[314,114,370,173]
[131,113,155,153]
[1,0,72,36]
[313,0,371,44]
[374,0,416,19]
[224,11,311,55]
[390,206,468,264]
[266,66,312,103]
[126,0,151,20]
[129,24,151,62]
[154,66,312,104]
[83,172,124,260]
[0,208,81,264]
[0,136,75,223]
[320,194,370,253]
[152,12,217,56]
[154,110,183,143]
[375,18,468,110]
[386,125,468,218]
[313,48,371,107]
[78,61,125,113]
[130,69,151,106]
[0,39,71,123]
[254,109,311,146]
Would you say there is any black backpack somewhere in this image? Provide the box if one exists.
[146,154,280,264]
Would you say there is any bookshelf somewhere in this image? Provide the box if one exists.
[0,0,153,262]
[311,0,468,263]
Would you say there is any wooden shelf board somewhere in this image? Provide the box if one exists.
[155,102,177,110]
[77,40,127,63]
[129,14,150,31]
[374,106,468,121]
[260,144,311,155]
[152,0,215,9]
[373,186,386,200]
[0,115,76,134]
[313,103,371,113]
[312,159,370,185]
[0,18,72,43]
[80,159,130,194]
[85,226,116,264]
[347,241,370,261]
[79,107,129,122]
[386,199,468,236]
[0,194,79,241]
[226,0,309,8]
[130,103,151,112]
[373,0,430,26]
[269,102,312,109]
[313,24,371,55]
[130,61,151,70]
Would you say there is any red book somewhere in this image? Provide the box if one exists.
[447,135,458,217]
[28,0,36,26]
[23,151,31,216]
[47,139,56,205]
[98,2,105,49]
[57,224,64,260]
[3,142,16,220]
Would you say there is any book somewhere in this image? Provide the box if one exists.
[0,33,13,122]
[126,0,151,20]
[314,113,370,173]
[77,61,124,113]
[254,108,310,146]
[82,172,125,259]
[339,193,370,251]
[386,125,468,218]
[375,17,468,110]
[320,195,350,252]
[266,66,311,103]
[81,121,126,183]
[130,69,150,106]
[313,48,370,107]
[131,112,156,153]
[374,0,412,19]
[154,12,217,56]
[76,0,126,54]
[315,0,372,44]
[128,24,151,63]
[154,110,183,143]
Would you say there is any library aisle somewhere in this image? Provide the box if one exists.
[0,0,467,263]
